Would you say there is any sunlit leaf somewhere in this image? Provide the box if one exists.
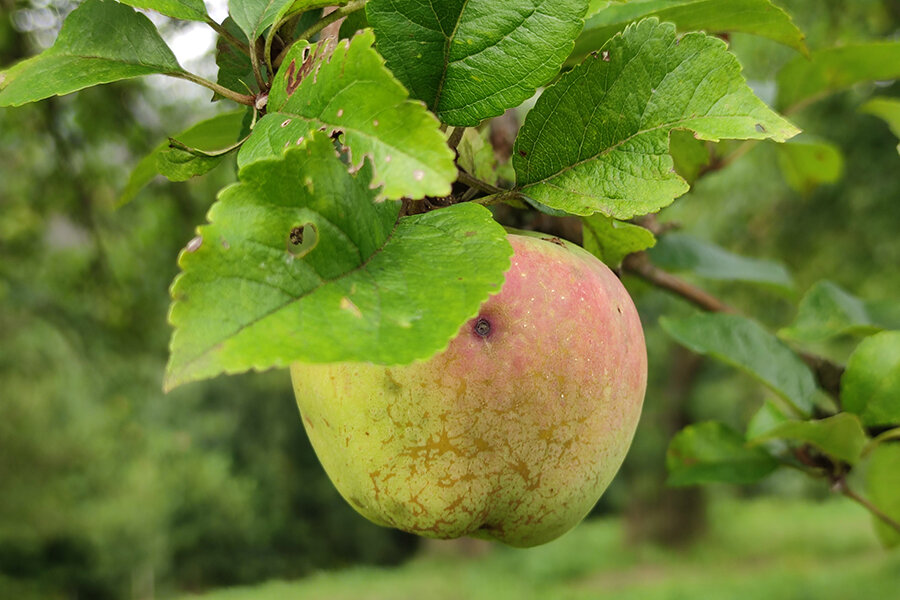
[238,30,456,200]
[0,0,183,107]
[367,0,589,126]
[166,133,512,390]
[119,0,208,21]
[514,19,798,219]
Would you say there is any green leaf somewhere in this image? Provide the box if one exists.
[514,19,798,219]
[779,280,882,343]
[340,6,369,39]
[649,233,794,292]
[669,129,712,185]
[118,0,208,21]
[667,421,779,486]
[752,413,869,465]
[271,1,347,35]
[865,443,900,548]
[276,0,344,21]
[457,128,498,186]
[156,147,223,182]
[238,31,456,200]
[775,137,844,194]
[367,0,589,126]
[166,133,512,390]
[228,0,292,41]
[866,428,900,456]
[745,399,790,439]
[581,215,656,268]
[121,111,248,204]
[214,17,255,99]
[776,41,900,113]
[861,97,900,155]
[660,313,817,416]
[571,0,808,66]
[264,1,349,69]
[0,0,183,107]
[842,331,900,427]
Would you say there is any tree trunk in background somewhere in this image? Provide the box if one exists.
[626,347,707,546]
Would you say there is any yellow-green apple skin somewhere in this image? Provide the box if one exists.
[291,233,646,547]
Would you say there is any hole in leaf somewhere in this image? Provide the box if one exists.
[287,223,319,258]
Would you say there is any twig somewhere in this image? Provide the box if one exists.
[620,249,847,397]
[248,37,267,91]
[448,126,465,151]
[457,170,505,196]
[170,71,255,106]
[621,252,737,314]
[834,478,900,536]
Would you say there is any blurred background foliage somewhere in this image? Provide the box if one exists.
[0,0,898,598]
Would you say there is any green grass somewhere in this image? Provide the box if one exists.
[178,497,900,600]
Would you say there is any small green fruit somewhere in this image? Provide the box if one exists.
[291,233,646,547]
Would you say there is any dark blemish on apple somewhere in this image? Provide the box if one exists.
[541,236,565,247]
[617,306,623,315]
[474,317,492,338]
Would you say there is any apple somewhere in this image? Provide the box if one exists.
[291,232,647,547]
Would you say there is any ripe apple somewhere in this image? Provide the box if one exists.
[291,232,646,547]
